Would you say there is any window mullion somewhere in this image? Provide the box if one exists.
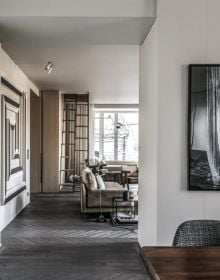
[114,113,118,161]
[100,112,104,159]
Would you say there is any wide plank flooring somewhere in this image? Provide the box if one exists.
[0,193,149,279]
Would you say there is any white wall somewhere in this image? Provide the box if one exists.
[0,46,39,232]
[0,0,156,17]
[139,22,158,245]
[139,0,220,246]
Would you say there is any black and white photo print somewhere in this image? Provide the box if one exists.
[189,65,220,190]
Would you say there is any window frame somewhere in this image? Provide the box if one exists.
[94,109,139,162]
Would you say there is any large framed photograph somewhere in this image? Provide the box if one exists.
[1,95,26,204]
[189,64,220,190]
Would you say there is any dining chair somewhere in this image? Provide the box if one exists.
[173,220,220,246]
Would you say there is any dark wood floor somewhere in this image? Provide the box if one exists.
[0,193,149,279]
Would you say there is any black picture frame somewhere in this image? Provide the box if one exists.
[188,64,220,191]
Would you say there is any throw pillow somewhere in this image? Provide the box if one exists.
[95,174,106,190]
[81,167,98,190]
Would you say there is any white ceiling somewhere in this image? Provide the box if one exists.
[9,45,139,104]
[0,0,156,100]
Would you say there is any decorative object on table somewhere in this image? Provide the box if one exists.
[1,91,26,204]
[189,65,220,190]
[173,220,220,246]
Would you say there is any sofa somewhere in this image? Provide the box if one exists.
[80,181,133,214]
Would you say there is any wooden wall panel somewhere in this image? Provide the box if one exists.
[30,91,41,193]
[42,91,59,192]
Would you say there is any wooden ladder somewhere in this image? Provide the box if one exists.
[59,93,89,192]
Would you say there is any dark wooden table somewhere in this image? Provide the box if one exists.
[141,246,220,280]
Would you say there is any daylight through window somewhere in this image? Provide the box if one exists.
[94,108,138,161]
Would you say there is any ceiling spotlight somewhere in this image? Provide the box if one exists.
[45,61,54,74]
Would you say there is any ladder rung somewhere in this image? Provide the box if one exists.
[75,114,88,116]
[61,143,75,145]
[62,131,75,133]
[63,120,75,122]
[59,189,74,193]
[60,169,74,171]
[75,125,88,128]
[75,149,88,151]
[61,156,75,158]
[64,109,76,111]
[75,137,88,139]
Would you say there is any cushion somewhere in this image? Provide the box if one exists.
[87,182,124,208]
[95,174,105,190]
[104,182,124,190]
[81,167,97,190]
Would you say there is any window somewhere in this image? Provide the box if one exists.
[94,108,138,161]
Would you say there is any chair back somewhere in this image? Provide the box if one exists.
[173,220,220,246]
